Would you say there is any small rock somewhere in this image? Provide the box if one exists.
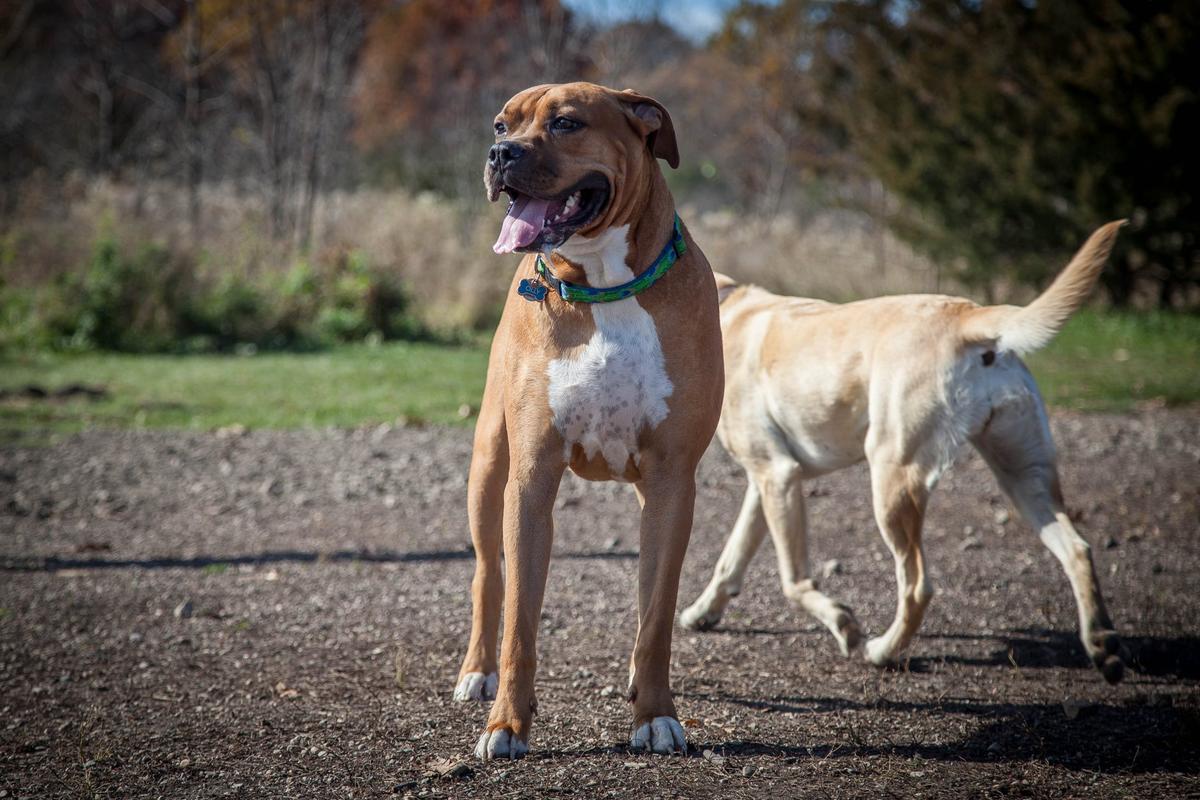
[702,748,725,765]
[742,765,757,777]
[457,404,474,419]
[128,631,144,644]
[993,507,1010,525]
[173,600,194,620]
[821,559,842,579]
[600,685,616,697]
[959,537,983,551]
[383,494,398,509]
[606,537,620,551]
[426,758,472,780]
[259,477,283,497]
[1103,535,1119,549]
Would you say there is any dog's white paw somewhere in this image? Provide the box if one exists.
[630,717,687,755]
[864,636,898,666]
[475,727,527,761]
[454,671,498,702]
[679,601,722,632]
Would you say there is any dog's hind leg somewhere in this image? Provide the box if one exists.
[755,459,863,656]
[679,479,768,631]
[863,458,933,666]
[971,392,1126,683]
[454,390,509,702]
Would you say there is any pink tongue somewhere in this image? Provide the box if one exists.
[493,195,551,254]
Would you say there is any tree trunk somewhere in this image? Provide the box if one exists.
[184,0,203,246]
[295,1,333,253]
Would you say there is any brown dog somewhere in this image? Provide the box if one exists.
[454,82,723,759]
[679,222,1129,683]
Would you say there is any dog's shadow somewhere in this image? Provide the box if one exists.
[684,691,1200,775]
[923,627,1200,681]
[678,625,1200,774]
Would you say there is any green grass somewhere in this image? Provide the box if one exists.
[1025,310,1200,412]
[0,311,1195,443]
[0,340,490,443]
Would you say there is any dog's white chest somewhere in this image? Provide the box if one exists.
[546,227,674,472]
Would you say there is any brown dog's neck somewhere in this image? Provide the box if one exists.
[547,167,675,288]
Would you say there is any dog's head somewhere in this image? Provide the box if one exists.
[486,82,678,254]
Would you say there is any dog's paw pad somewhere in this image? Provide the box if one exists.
[475,727,527,761]
[454,671,498,702]
[835,613,864,658]
[1099,655,1124,684]
[630,717,687,755]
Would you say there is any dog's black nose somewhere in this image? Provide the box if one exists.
[489,140,525,167]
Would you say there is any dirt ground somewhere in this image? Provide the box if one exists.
[2,409,1198,799]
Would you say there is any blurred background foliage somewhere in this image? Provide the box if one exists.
[0,0,1196,357]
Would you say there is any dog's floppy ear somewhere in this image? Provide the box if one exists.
[614,89,679,169]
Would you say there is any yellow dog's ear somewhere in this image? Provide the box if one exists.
[614,89,680,169]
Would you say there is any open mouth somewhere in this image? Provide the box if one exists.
[492,173,610,254]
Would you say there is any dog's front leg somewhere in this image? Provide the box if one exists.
[455,395,508,702]
[474,443,563,760]
[628,462,697,755]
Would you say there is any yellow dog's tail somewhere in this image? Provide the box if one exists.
[960,220,1125,355]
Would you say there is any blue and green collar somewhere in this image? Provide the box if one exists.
[517,214,686,303]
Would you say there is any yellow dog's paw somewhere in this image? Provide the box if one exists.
[678,602,722,632]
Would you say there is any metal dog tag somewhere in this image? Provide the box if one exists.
[517,278,548,302]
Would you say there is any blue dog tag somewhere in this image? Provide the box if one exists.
[517,278,548,302]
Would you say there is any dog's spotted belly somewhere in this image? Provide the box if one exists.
[548,300,673,481]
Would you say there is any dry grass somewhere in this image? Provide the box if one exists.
[2,179,964,336]
[685,206,958,301]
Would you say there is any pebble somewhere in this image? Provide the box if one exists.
[821,559,842,578]
[174,600,195,620]
[742,765,756,777]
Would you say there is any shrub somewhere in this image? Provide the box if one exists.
[0,235,431,353]
[41,236,197,352]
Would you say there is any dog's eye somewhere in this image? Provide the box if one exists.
[493,121,507,136]
[551,116,582,133]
